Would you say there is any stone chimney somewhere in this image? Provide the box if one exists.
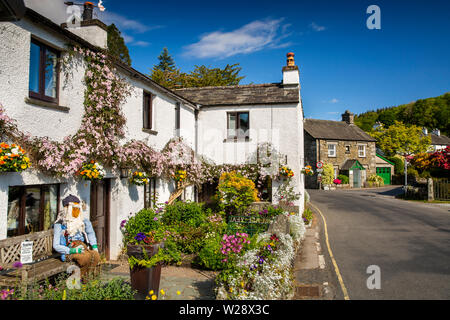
[342,110,355,125]
[282,52,299,88]
[62,2,108,49]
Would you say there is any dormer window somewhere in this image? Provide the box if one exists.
[29,39,60,104]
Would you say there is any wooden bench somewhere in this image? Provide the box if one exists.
[0,230,73,288]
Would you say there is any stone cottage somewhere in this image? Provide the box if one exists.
[304,111,377,189]
[0,3,304,260]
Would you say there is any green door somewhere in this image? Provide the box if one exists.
[376,167,391,185]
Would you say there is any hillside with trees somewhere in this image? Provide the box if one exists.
[354,92,450,136]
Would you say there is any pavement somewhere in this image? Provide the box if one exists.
[292,206,343,300]
[100,261,217,300]
[308,186,450,300]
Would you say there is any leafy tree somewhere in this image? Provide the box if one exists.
[369,121,431,156]
[183,64,245,88]
[149,49,245,89]
[107,24,131,66]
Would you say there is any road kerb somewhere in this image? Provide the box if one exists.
[309,202,351,300]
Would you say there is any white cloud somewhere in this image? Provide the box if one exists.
[310,22,326,32]
[101,11,164,34]
[330,98,339,103]
[183,18,291,59]
[132,41,151,47]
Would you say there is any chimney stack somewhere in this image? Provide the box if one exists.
[282,52,300,88]
[62,1,108,49]
[342,110,355,125]
[82,2,94,21]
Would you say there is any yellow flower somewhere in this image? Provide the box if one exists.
[149,290,154,295]
[151,295,157,300]
[62,290,67,301]
[21,164,27,169]
[160,289,165,295]
[176,291,181,295]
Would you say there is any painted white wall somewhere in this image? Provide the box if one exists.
[68,25,108,49]
[0,18,197,259]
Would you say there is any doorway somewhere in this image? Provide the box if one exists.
[353,169,361,188]
[90,179,111,260]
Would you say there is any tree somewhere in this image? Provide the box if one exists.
[370,121,431,157]
[107,24,131,66]
[149,49,245,89]
[183,64,245,88]
[154,47,176,72]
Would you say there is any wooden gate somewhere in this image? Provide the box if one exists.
[434,179,450,201]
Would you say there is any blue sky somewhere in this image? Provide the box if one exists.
[27,0,450,120]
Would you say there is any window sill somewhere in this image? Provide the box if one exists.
[25,97,69,112]
[223,137,251,143]
[142,128,158,136]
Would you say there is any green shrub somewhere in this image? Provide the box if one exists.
[322,163,335,185]
[337,174,349,184]
[302,208,313,225]
[196,235,227,270]
[162,201,207,227]
[14,276,136,300]
[386,156,403,175]
[122,209,160,244]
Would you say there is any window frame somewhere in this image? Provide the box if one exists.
[143,91,153,130]
[227,111,250,140]
[29,38,60,104]
[7,184,60,238]
[327,143,337,158]
[358,145,366,158]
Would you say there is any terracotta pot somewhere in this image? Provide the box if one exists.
[127,243,163,299]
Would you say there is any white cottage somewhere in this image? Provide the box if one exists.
[0,4,305,260]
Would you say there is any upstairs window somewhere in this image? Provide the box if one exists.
[358,145,366,158]
[143,92,153,130]
[29,39,59,103]
[227,112,249,140]
[328,144,337,157]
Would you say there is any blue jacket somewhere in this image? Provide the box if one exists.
[53,219,98,262]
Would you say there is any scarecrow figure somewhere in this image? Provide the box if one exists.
[53,194,101,279]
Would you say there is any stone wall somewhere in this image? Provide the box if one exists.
[317,139,377,177]
[304,132,318,189]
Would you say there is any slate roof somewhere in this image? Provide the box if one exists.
[304,119,377,142]
[174,83,300,107]
[430,133,450,146]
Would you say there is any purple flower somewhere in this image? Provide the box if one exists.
[153,217,159,221]
[12,261,22,269]
[120,220,127,228]
[134,233,146,242]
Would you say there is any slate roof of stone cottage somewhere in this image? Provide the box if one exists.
[304,119,377,142]
[174,83,300,107]
[430,133,450,146]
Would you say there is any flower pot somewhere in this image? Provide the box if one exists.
[127,243,163,299]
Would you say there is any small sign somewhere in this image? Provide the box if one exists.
[21,241,33,264]
[317,168,324,173]
[316,161,324,169]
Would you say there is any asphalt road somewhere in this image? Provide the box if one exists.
[308,186,450,300]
